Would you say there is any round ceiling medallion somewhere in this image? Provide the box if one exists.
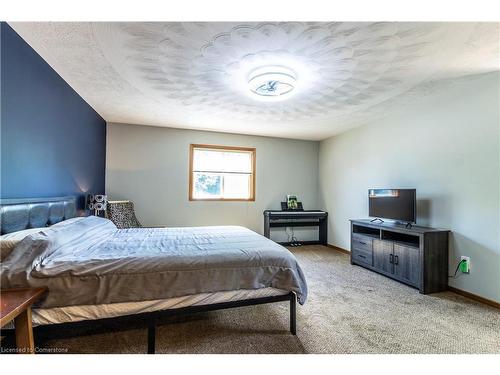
[247,66,297,100]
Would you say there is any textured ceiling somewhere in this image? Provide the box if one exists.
[9,22,499,140]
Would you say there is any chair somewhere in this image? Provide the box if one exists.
[106,200,142,229]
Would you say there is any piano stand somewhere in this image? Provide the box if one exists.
[263,210,328,246]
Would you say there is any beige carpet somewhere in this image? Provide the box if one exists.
[33,246,500,353]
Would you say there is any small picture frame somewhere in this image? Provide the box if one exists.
[287,195,298,210]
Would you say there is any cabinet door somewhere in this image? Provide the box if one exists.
[393,244,420,286]
[373,239,394,274]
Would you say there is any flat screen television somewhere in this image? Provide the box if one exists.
[368,189,416,223]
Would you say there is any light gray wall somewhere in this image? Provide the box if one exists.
[106,123,319,241]
[319,72,500,302]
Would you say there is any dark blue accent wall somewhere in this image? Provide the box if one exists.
[1,23,106,209]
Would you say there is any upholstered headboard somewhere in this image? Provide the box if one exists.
[0,196,77,235]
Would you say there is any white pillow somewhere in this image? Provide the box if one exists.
[0,228,46,261]
[50,217,86,228]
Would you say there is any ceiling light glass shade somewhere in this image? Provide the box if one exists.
[247,66,297,100]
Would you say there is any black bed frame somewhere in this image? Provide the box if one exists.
[30,292,297,353]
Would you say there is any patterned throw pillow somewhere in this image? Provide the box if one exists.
[106,201,142,229]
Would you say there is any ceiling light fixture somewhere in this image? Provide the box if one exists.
[247,66,297,100]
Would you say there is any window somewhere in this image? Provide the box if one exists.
[189,144,256,201]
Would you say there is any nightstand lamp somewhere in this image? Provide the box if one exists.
[86,194,107,217]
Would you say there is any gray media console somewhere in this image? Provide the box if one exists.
[350,219,450,294]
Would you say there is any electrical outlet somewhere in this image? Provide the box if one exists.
[460,256,470,274]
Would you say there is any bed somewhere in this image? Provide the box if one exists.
[0,196,308,353]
